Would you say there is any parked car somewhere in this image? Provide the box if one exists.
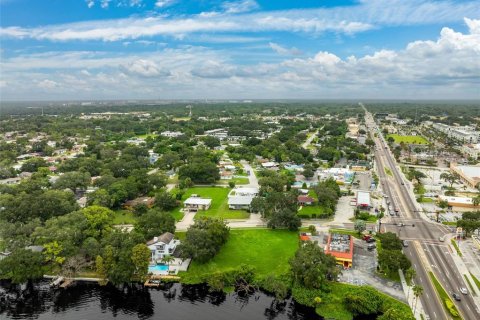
[366,238,376,243]
[460,287,468,295]
[452,293,461,301]
[402,240,409,247]
[367,243,376,251]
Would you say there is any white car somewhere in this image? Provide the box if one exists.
[460,287,468,295]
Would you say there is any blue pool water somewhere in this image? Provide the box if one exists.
[148,264,169,273]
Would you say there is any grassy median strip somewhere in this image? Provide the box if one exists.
[470,272,480,291]
[384,167,393,177]
[463,274,477,296]
[428,271,461,319]
[451,239,462,257]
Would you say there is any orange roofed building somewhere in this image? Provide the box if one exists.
[324,233,353,268]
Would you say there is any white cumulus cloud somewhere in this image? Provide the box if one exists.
[269,42,302,55]
[155,0,176,8]
[37,79,59,89]
[120,59,171,77]
[222,0,259,14]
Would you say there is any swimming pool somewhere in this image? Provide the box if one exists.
[148,264,169,274]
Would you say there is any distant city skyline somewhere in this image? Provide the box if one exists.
[1,0,480,101]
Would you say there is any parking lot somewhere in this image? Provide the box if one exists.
[337,238,406,301]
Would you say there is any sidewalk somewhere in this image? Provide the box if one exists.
[399,270,425,320]
[452,236,480,309]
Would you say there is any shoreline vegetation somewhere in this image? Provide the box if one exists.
[29,228,412,320]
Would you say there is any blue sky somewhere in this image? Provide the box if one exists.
[0,0,479,100]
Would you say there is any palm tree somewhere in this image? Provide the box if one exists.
[161,254,175,267]
[413,285,424,315]
[473,195,480,207]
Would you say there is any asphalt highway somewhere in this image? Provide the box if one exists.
[365,109,480,320]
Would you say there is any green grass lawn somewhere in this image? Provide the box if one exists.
[442,221,457,226]
[217,177,250,185]
[429,271,461,319]
[180,229,298,282]
[297,205,328,218]
[387,134,428,145]
[136,133,156,139]
[178,187,250,220]
[328,228,362,239]
[451,239,462,257]
[112,210,137,224]
[384,167,393,177]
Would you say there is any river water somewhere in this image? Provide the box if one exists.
[0,281,323,320]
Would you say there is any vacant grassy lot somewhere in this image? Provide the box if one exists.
[387,134,428,145]
[112,210,137,224]
[177,187,250,220]
[217,177,250,185]
[297,205,329,218]
[181,229,298,282]
[316,282,413,320]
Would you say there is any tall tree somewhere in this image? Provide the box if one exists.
[289,241,338,289]
[0,249,45,283]
[135,210,176,240]
[131,244,151,282]
[179,217,229,263]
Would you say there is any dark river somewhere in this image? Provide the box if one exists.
[0,281,322,320]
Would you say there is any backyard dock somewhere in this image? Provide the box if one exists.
[144,275,181,287]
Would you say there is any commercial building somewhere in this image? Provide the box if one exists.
[432,123,479,143]
[462,144,480,160]
[317,167,355,185]
[325,233,353,268]
[438,195,479,209]
[356,191,371,209]
[450,163,480,188]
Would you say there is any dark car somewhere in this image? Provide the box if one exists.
[452,293,461,301]
[366,238,376,243]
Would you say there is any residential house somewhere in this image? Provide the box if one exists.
[123,197,155,210]
[184,196,212,211]
[228,196,254,210]
[220,171,234,180]
[161,131,184,138]
[231,187,259,197]
[227,187,258,210]
[297,195,315,206]
[146,232,180,262]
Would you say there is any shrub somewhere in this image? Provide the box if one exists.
[445,299,459,317]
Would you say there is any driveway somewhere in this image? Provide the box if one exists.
[240,161,259,188]
[302,130,318,149]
